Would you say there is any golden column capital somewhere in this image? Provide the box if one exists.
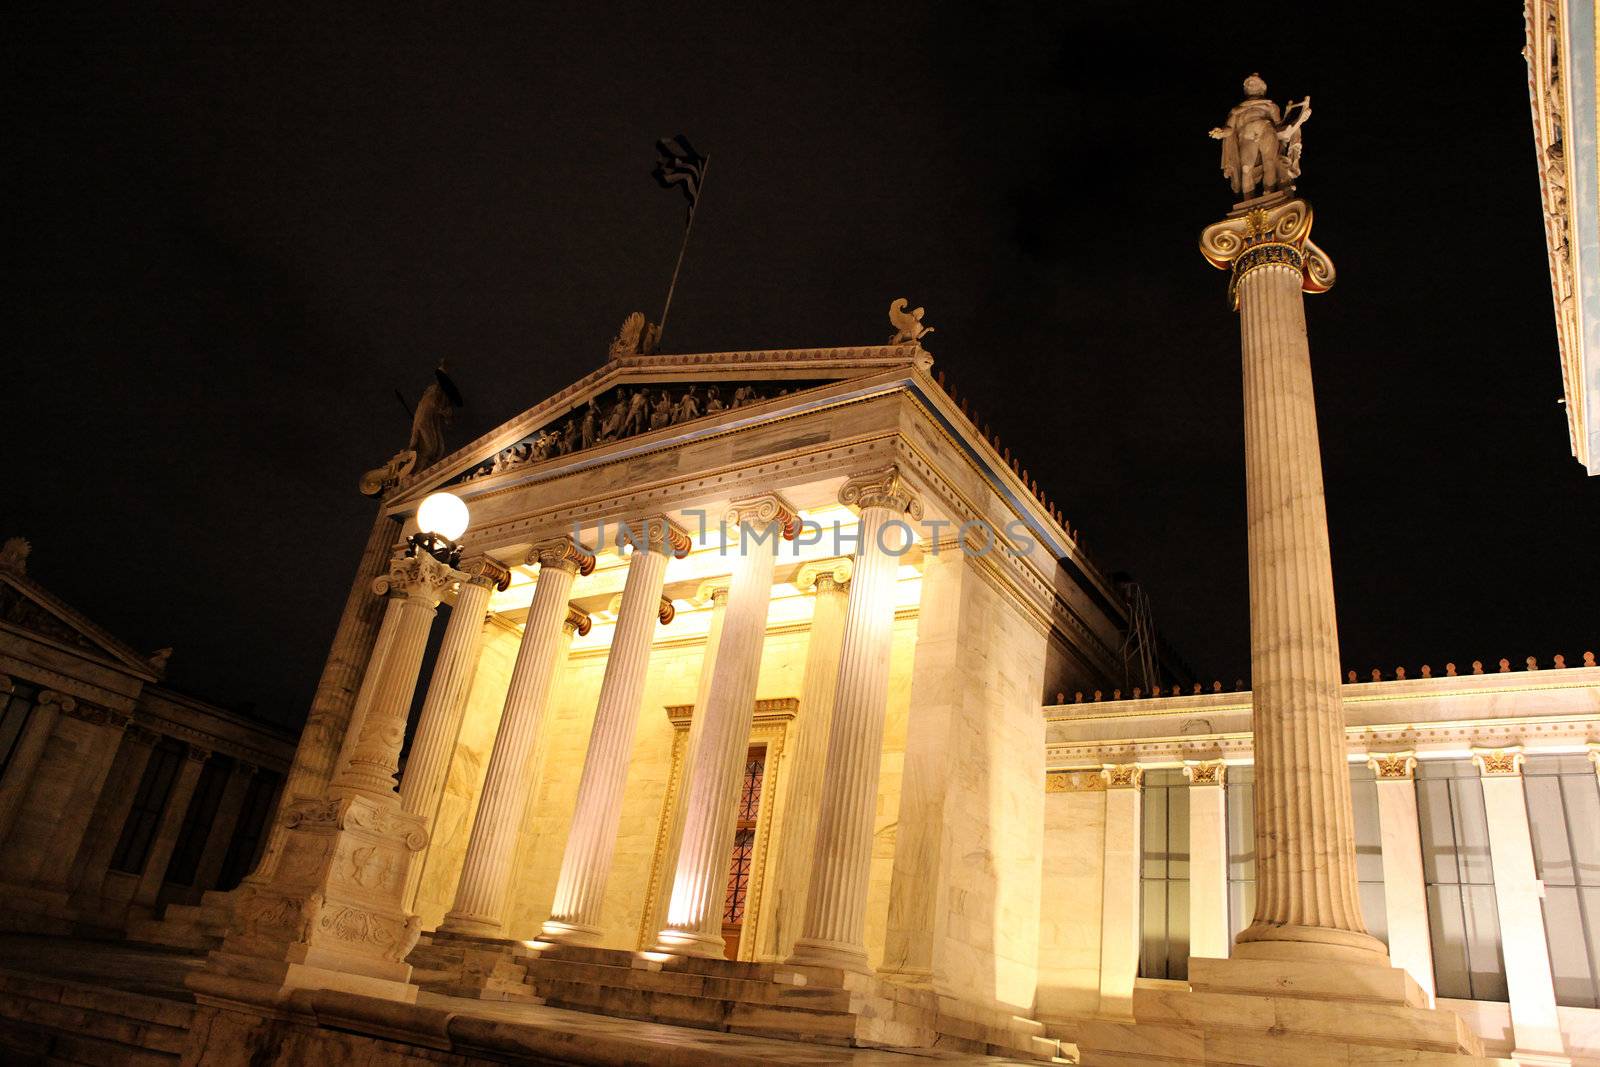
[564,606,592,637]
[458,554,513,591]
[1200,197,1335,310]
[529,536,596,576]
[1101,763,1144,790]
[1183,759,1228,787]
[1366,750,1418,781]
[617,515,692,558]
[1471,746,1526,778]
[724,492,800,540]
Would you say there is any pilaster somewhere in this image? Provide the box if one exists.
[1366,751,1436,1004]
[1472,746,1569,1064]
[0,686,66,845]
[1098,763,1143,1017]
[1183,759,1229,962]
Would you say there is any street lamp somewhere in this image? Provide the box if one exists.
[409,491,470,566]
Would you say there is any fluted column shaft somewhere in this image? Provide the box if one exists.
[644,581,729,946]
[400,556,510,908]
[441,539,592,935]
[328,553,455,802]
[543,517,686,944]
[1231,240,1382,962]
[789,469,920,972]
[247,509,396,883]
[761,559,851,961]
[656,496,795,957]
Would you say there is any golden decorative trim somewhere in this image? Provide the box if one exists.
[1045,769,1106,793]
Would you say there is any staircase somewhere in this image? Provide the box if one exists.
[411,932,1069,1062]
[0,968,193,1066]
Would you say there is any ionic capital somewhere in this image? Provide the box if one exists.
[37,690,76,715]
[530,536,597,576]
[1471,746,1525,778]
[795,556,854,594]
[1199,198,1335,309]
[658,596,677,626]
[1101,763,1143,790]
[1366,750,1418,781]
[564,606,593,637]
[1588,741,1599,779]
[724,492,799,540]
[373,552,457,602]
[693,577,730,606]
[186,744,213,764]
[839,465,924,520]
[617,516,692,559]
[1183,759,1227,787]
[458,554,513,591]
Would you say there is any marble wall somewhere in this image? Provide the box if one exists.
[1035,774,1107,1021]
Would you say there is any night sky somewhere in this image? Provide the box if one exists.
[9,5,1597,728]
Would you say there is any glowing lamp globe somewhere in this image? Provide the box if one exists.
[417,492,469,542]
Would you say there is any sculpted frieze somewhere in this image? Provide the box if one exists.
[455,379,826,484]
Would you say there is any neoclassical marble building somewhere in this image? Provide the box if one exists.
[0,539,295,939]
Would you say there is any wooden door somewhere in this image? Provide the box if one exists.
[719,745,766,960]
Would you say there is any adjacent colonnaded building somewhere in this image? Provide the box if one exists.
[0,46,1597,1067]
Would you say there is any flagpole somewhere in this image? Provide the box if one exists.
[657,154,708,347]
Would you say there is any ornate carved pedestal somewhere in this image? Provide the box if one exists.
[198,794,428,1004]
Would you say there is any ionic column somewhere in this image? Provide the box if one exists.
[1184,760,1229,961]
[541,516,689,944]
[399,554,512,907]
[643,578,729,945]
[132,746,210,909]
[656,495,797,957]
[787,469,921,972]
[1200,201,1384,964]
[1098,763,1143,1017]
[1367,751,1435,1004]
[0,686,68,846]
[440,537,595,935]
[760,557,852,962]
[247,508,398,884]
[1473,747,1567,1063]
[328,552,457,801]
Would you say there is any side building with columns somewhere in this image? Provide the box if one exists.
[1042,661,1600,1064]
[0,539,295,940]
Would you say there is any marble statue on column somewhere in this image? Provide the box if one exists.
[1209,73,1311,203]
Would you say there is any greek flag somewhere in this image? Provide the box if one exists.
[653,135,706,219]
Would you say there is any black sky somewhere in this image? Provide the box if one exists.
[7,4,1596,727]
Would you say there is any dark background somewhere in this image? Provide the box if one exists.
[7,4,1596,728]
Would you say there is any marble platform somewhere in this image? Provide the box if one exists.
[1067,958,1515,1066]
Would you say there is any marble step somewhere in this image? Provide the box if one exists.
[1075,1017,1511,1067]
[1186,956,1430,1009]
[1130,986,1481,1057]
[519,953,857,1012]
[526,973,862,1044]
[0,969,192,1065]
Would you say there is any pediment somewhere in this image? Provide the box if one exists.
[0,571,161,680]
[391,343,926,505]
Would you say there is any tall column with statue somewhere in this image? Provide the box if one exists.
[1199,74,1383,966]
[1076,75,1494,1066]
